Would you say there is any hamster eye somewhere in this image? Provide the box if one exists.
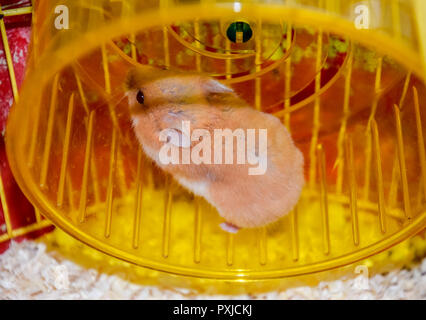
[136,90,144,104]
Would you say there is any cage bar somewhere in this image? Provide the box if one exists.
[283,22,292,129]
[399,72,412,108]
[162,179,172,258]
[39,73,59,189]
[129,33,137,60]
[74,68,102,203]
[2,6,32,17]
[0,5,19,101]
[388,154,400,209]
[193,198,202,263]
[0,220,51,244]
[371,119,387,234]
[394,104,412,219]
[345,136,360,246]
[57,93,75,207]
[317,144,330,255]
[226,39,232,79]
[78,111,95,223]
[74,70,90,115]
[258,227,267,265]
[391,0,402,38]
[336,48,354,194]
[290,206,299,261]
[309,30,323,187]
[413,87,426,201]
[101,43,123,137]
[163,26,170,68]
[105,128,118,239]
[132,148,143,248]
[194,20,202,72]
[0,173,13,238]
[255,19,262,111]
[226,233,234,266]
[363,56,383,201]
[34,207,42,223]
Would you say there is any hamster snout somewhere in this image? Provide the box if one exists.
[125,66,305,232]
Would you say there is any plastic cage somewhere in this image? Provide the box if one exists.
[5,0,426,280]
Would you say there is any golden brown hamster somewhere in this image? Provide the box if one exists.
[125,65,304,233]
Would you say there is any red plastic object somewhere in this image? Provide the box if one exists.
[0,1,53,253]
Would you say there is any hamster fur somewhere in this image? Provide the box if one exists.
[125,65,305,232]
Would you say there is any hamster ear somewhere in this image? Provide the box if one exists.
[125,68,139,90]
[160,128,191,148]
[203,78,234,94]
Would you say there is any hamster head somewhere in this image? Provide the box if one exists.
[125,65,236,110]
[124,65,238,157]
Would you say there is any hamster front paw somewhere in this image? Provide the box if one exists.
[220,222,240,234]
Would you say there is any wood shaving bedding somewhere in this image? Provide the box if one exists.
[0,240,425,300]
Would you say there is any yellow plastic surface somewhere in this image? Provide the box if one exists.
[5,0,426,280]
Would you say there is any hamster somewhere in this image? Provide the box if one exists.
[125,65,304,233]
